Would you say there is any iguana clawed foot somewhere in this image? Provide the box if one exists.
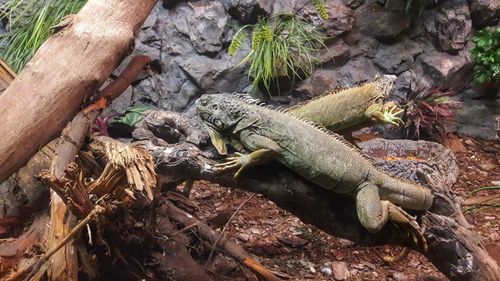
[214,152,251,178]
[368,102,404,126]
[381,203,428,263]
[380,102,405,126]
[388,203,428,252]
[214,148,278,179]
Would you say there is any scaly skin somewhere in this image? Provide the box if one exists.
[290,75,404,130]
[196,93,433,251]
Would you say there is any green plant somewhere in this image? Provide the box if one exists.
[229,15,324,95]
[229,12,325,95]
[92,106,151,136]
[115,105,151,127]
[0,0,86,72]
[311,0,329,20]
[463,186,500,214]
[471,27,500,84]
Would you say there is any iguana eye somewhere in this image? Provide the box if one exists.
[198,97,208,106]
[212,104,219,110]
[214,119,223,128]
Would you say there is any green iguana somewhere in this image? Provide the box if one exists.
[196,93,433,253]
[290,74,403,131]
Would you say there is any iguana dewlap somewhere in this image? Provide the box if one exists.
[196,93,433,250]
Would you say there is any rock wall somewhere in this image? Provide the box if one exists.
[120,0,497,120]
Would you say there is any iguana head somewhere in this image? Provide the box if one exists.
[196,94,259,155]
[196,94,245,131]
[373,74,397,100]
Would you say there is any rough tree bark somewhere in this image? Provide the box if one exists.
[0,0,157,183]
[134,110,500,281]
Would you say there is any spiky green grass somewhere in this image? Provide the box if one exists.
[230,14,325,95]
[0,0,86,72]
[463,186,500,213]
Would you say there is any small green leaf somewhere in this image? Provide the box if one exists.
[115,105,152,127]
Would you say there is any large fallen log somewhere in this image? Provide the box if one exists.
[0,0,157,183]
[134,110,500,281]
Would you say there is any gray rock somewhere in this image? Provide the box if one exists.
[358,139,459,189]
[301,2,355,37]
[126,1,251,112]
[223,0,268,24]
[177,53,251,95]
[469,0,500,27]
[296,69,338,97]
[134,4,164,60]
[344,29,380,58]
[372,40,423,74]
[133,79,160,105]
[392,70,419,100]
[106,86,134,115]
[343,0,364,9]
[171,80,201,111]
[419,44,472,85]
[354,0,412,40]
[297,57,379,97]
[452,99,500,140]
[422,0,472,53]
[260,0,306,15]
[162,0,182,9]
[390,66,439,101]
[338,56,380,85]
[115,2,185,98]
[172,2,230,56]
[318,38,350,67]
[132,61,189,109]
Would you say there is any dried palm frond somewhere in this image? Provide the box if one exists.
[88,137,156,201]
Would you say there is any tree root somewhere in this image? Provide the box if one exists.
[164,199,281,281]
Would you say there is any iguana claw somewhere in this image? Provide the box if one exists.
[214,152,251,178]
[380,102,404,126]
[366,102,405,126]
[388,204,428,252]
[381,203,428,263]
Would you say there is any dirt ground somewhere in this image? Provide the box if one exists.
[188,134,499,281]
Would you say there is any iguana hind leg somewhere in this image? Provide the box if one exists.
[355,182,389,233]
[355,182,427,256]
[386,202,428,252]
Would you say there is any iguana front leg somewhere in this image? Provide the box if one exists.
[214,134,281,178]
[366,102,404,126]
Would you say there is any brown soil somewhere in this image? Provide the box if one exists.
[188,135,499,281]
